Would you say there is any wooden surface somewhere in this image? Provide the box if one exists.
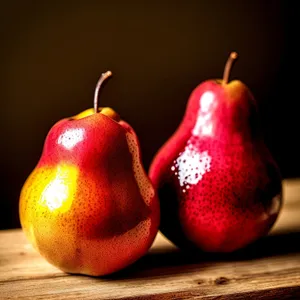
[1,179,300,299]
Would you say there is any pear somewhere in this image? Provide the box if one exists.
[19,71,160,276]
[149,53,282,252]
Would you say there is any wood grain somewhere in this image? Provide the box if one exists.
[1,178,300,299]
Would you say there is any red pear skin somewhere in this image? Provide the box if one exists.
[19,73,160,276]
[149,56,282,253]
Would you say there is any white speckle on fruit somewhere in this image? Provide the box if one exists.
[171,141,211,188]
[58,128,84,150]
[200,91,214,113]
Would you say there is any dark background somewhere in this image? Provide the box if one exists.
[0,1,299,229]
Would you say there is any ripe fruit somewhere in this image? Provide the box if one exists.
[149,52,282,252]
[19,71,160,276]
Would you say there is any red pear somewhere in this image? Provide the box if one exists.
[149,52,282,252]
[19,71,160,276]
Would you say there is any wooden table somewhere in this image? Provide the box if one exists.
[1,179,300,299]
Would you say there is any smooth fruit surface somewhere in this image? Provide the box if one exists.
[19,73,159,276]
[149,65,282,252]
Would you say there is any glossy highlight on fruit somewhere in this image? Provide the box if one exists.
[19,71,160,276]
[149,52,282,252]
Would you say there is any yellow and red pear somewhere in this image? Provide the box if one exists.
[19,71,160,276]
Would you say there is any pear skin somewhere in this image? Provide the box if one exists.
[149,53,282,252]
[19,72,160,276]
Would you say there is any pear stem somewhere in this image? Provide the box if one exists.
[94,71,112,113]
[222,52,238,85]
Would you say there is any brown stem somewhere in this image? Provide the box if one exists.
[223,52,238,85]
[94,71,112,113]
